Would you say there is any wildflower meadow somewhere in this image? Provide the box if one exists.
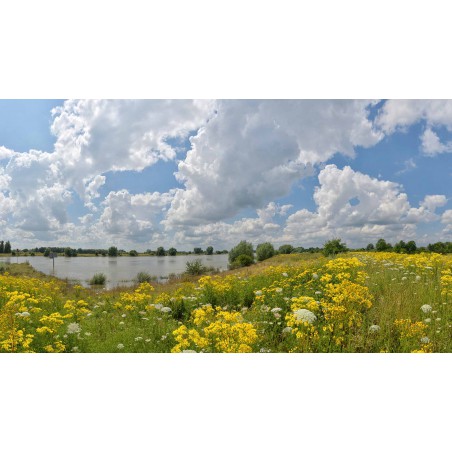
[0,251,451,353]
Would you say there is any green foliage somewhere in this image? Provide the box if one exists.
[366,243,375,251]
[136,271,155,283]
[193,247,203,254]
[206,246,214,255]
[323,238,347,257]
[168,247,177,256]
[4,241,11,254]
[230,254,254,269]
[156,247,166,256]
[185,259,208,275]
[376,238,392,252]
[229,241,254,264]
[90,273,106,285]
[256,242,275,262]
[0,241,4,253]
[129,250,138,256]
[64,247,77,257]
[278,244,294,254]
[108,246,118,257]
[43,248,51,257]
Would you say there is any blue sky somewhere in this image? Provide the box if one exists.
[0,99,451,251]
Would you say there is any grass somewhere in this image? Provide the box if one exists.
[0,252,451,353]
[89,273,107,285]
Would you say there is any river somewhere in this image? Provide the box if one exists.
[0,254,230,289]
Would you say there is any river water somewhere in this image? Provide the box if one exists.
[0,254,229,289]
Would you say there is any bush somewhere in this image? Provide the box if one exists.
[136,272,155,283]
[229,241,254,264]
[230,254,254,269]
[185,259,207,275]
[90,273,106,285]
[129,250,138,256]
[256,242,275,261]
[108,246,118,257]
[168,247,177,256]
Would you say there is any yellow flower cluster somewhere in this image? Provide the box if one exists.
[172,305,258,353]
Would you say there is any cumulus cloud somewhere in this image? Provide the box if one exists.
[377,100,452,156]
[282,165,445,247]
[166,100,382,226]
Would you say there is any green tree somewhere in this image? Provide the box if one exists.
[194,247,203,254]
[0,241,4,253]
[256,242,275,262]
[405,240,417,254]
[322,238,347,257]
[393,240,406,253]
[108,246,118,257]
[64,247,77,257]
[278,244,294,254]
[366,243,375,251]
[129,250,138,256]
[4,241,12,253]
[375,238,391,252]
[206,246,214,255]
[156,247,166,256]
[168,247,177,256]
[229,241,254,264]
[44,248,51,257]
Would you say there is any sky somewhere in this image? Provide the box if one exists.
[0,99,451,251]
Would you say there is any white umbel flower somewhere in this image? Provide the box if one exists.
[67,322,81,334]
[161,307,172,313]
[369,325,381,333]
[294,309,317,324]
[420,337,430,344]
[420,304,432,314]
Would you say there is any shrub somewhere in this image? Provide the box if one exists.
[129,250,138,256]
[185,259,207,275]
[108,246,118,257]
[230,254,254,269]
[256,242,275,262]
[229,241,254,264]
[90,273,106,285]
[136,272,155,283]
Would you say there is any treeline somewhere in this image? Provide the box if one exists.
[362,239,452,255]
[0,241,12,253]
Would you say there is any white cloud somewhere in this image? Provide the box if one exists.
[420,127,452,156]
[166,100,382,226]
[282,165,445,247]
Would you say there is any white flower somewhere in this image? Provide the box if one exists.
[259,348,271,353]
[401,277,407,281]
[67,322,81,334]
[282,272,288,277]
[119,321,124,325]
[415,276,421,282]
[121,313,127,318]
[21,311,30,317]
[161,307,172,313]
[369,325,381,333]
[85,332,91,336]
[312,273,319,280]
[420,337,430,344]
[117,343,124,349]
[282,326,292,334]
[424,318,431,323]
[435,318,441,321]
[182,349,196,353]
[72,347,79,352]
[315,291,322,295]
[294,309,317,324]
[139,311,146,315]
[420,304,432,313]
[273,313,281,319]
[275,288,283,293]
[135,337,143,341]
[254,290,263,296]
[154,303,163,310]
[141,317,149,321]
[271,307,282,313]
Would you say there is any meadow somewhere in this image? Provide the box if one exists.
[0,251,451,353]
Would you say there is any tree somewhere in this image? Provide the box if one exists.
[0,241,4,253]
[405,241,417,254]
[278,244,294,254]
[393,240,407,254]
[64,247,77,257]
[256,242,275,262]
[206,246,214,255]
[44,248,51,257]
[229,241,254,265]
[366,243,375,251]
[4,241,11,254]
[168,247,177,256]
[108,246,118,257]
[322,238,347,257]
[156,247,166,256]
[376,238,391,252]
[129,250,138,256]
[193,247,203,254]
